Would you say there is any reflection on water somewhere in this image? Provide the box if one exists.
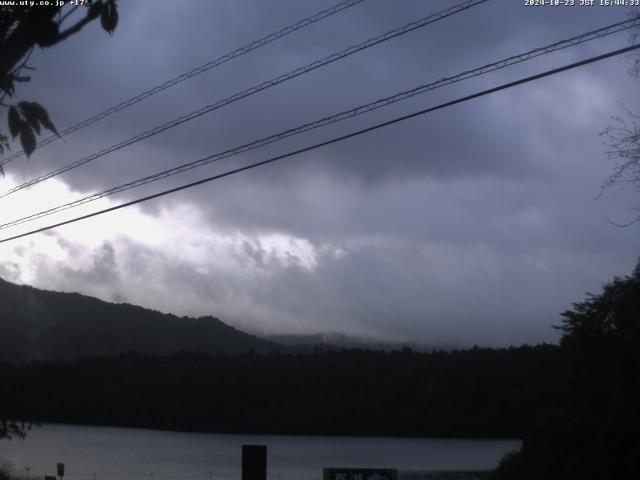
[0,424,520,480]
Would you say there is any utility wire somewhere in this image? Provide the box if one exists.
[0,0,490,198]
[0,0,367,167]
[1,43,638,245]
[1,17,636,231]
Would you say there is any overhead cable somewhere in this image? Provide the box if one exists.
[1,42,638,244]
[0,0,490,198]
[0,0,368,166]
[1,17,637,231]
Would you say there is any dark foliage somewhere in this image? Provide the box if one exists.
[0,419,28,440]
[492,263,640,479]
[0,345,561,439]
[0,1,118,160]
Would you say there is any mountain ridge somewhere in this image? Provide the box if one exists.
[0,277,282,362]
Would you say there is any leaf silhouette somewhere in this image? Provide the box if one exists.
[20,124,36,157]
[19,102,41,135]
[27,102,58,136]
[8,107,22,139]
[101,1,119,35]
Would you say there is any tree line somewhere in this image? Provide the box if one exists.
[0,344,561,439]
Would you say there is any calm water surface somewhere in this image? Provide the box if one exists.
[0,424,520,480]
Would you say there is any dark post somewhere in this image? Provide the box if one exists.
[242,445,266,480]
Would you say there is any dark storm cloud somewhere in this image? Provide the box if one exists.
[2,0,640,345]
[6,0,630,192]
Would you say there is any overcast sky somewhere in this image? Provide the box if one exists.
[1,0,639,346]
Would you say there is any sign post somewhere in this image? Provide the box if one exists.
[242,445,266,480]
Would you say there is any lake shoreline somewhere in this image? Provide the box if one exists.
[0,424,520,479]
[19,421,521,443]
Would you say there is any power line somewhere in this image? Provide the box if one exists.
[0,0,368,167]
[1,17,636,231]
[1,42,637,245]
[0,0,490,198]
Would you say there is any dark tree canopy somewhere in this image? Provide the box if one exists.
[493,262,640,480]
[0,419,28,441]
[559,261,640,347]
[0,346,562,439]
[0,0,118,164]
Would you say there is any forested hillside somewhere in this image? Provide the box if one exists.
[0,278,280,362]
[1,346,561,438]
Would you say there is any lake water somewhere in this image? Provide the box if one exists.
[0,424,520,480]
